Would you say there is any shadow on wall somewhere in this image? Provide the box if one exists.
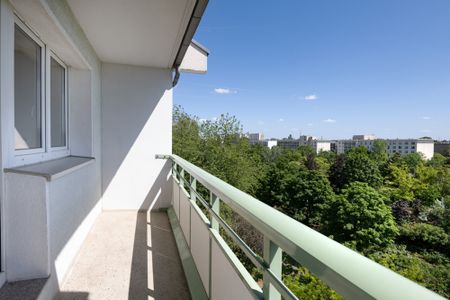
[128,210,190,300]
[140,160,172,211]
[101,63,173,210]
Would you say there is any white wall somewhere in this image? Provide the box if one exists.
[316,141,331,153]
[0,0,103,297]
[4,173,49,281]
[416,142,434,160]
[48,163,101,286]
[179,43,208,74]
[101,63,172,210]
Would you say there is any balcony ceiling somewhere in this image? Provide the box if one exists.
[67,0,196,68]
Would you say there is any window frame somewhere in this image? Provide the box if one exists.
[13,17,46,156]
[13,16,69,166]
[46,51,69,152]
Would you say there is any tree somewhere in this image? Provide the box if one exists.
[172,105,201,163]
[324,182,399,251]
[382,164,416,203]
[399,223,449,253]
[329,147,382,190]
[371,140,389,164]
[401,153,425,174]
[369,245,450,298]
[281,170,335,228]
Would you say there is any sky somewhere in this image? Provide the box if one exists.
[174,0,450,140]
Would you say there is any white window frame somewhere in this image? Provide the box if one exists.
[46,51,69,152]
[13,17,46,156]
[13,16,69,166]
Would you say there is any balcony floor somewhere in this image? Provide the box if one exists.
[57,211,190,300]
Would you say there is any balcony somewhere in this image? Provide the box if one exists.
[47,155,443,299]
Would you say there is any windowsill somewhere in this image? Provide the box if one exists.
[4,155,95,181]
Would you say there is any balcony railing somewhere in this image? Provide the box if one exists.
[156,154,443,300]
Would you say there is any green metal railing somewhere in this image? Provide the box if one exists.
[157,154,444,300]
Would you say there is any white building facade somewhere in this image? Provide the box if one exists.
[336,138,435,160]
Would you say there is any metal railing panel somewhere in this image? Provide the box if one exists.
[157,154,444,300]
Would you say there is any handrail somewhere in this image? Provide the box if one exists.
[157,154,444,300]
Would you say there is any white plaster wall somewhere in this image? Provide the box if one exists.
[179,43,207,74]
[416,142,434,160]
[48,163,101,286]
[0,0,103,297]
[101,63,172,210]
[69,68,93,156]
[4,173,49,281]
[316,141,331,153]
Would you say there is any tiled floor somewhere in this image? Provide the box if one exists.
[57,211,190,300]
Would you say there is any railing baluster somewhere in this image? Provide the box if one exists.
[179,168,185,190]
[189,176,197,247]
[263,237,282,300]
[172,162,178,179]
[209,191,220,231]
[190,176,197,203]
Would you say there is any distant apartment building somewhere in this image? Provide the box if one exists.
[335,136,435,160]
[313,140,332,153]
[277,135,331,153]
[277,138,301,149]
[263,139,278,149]
[434,141,450,156]
[248,132,264,145]
[353,134,377,141]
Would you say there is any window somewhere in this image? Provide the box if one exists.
[49,56,67,148]
[14,18,68,162]
[14,24,43,151]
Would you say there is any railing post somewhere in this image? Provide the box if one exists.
[209,191,220,231]
[190,176,197,203]
[179,168,185,190]
[263,236,282,300]
[209,191,220,298]
[172,162,178,180]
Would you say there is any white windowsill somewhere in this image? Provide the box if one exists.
[4,156,95,181]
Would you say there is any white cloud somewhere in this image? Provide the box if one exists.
[420,116,431,120]
[304,94,318,101]
[323,118,336,123]
[307,123,313,127]
[279,118,284,122]
[214,88,237,94]
[257,120,264,125]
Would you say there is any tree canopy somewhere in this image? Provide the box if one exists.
[173,107,450,298]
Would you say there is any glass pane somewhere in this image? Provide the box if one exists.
[50,57,66,147]
[14,25,42,150]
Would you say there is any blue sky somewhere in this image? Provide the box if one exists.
[174,0,450,140]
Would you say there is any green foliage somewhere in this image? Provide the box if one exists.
[173,107,450,298]
[284,268,343,300]
[371,140,389,164]
[324,182,399,251]
[172,105,201,163]
[428,153,447,168]
[382,164,416,203]
[280,170,335,228]
[173,107,265,194]
[401,152,425,174]
[329,147,382,190]
[369,245,450,298]
[399,223,449,253]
